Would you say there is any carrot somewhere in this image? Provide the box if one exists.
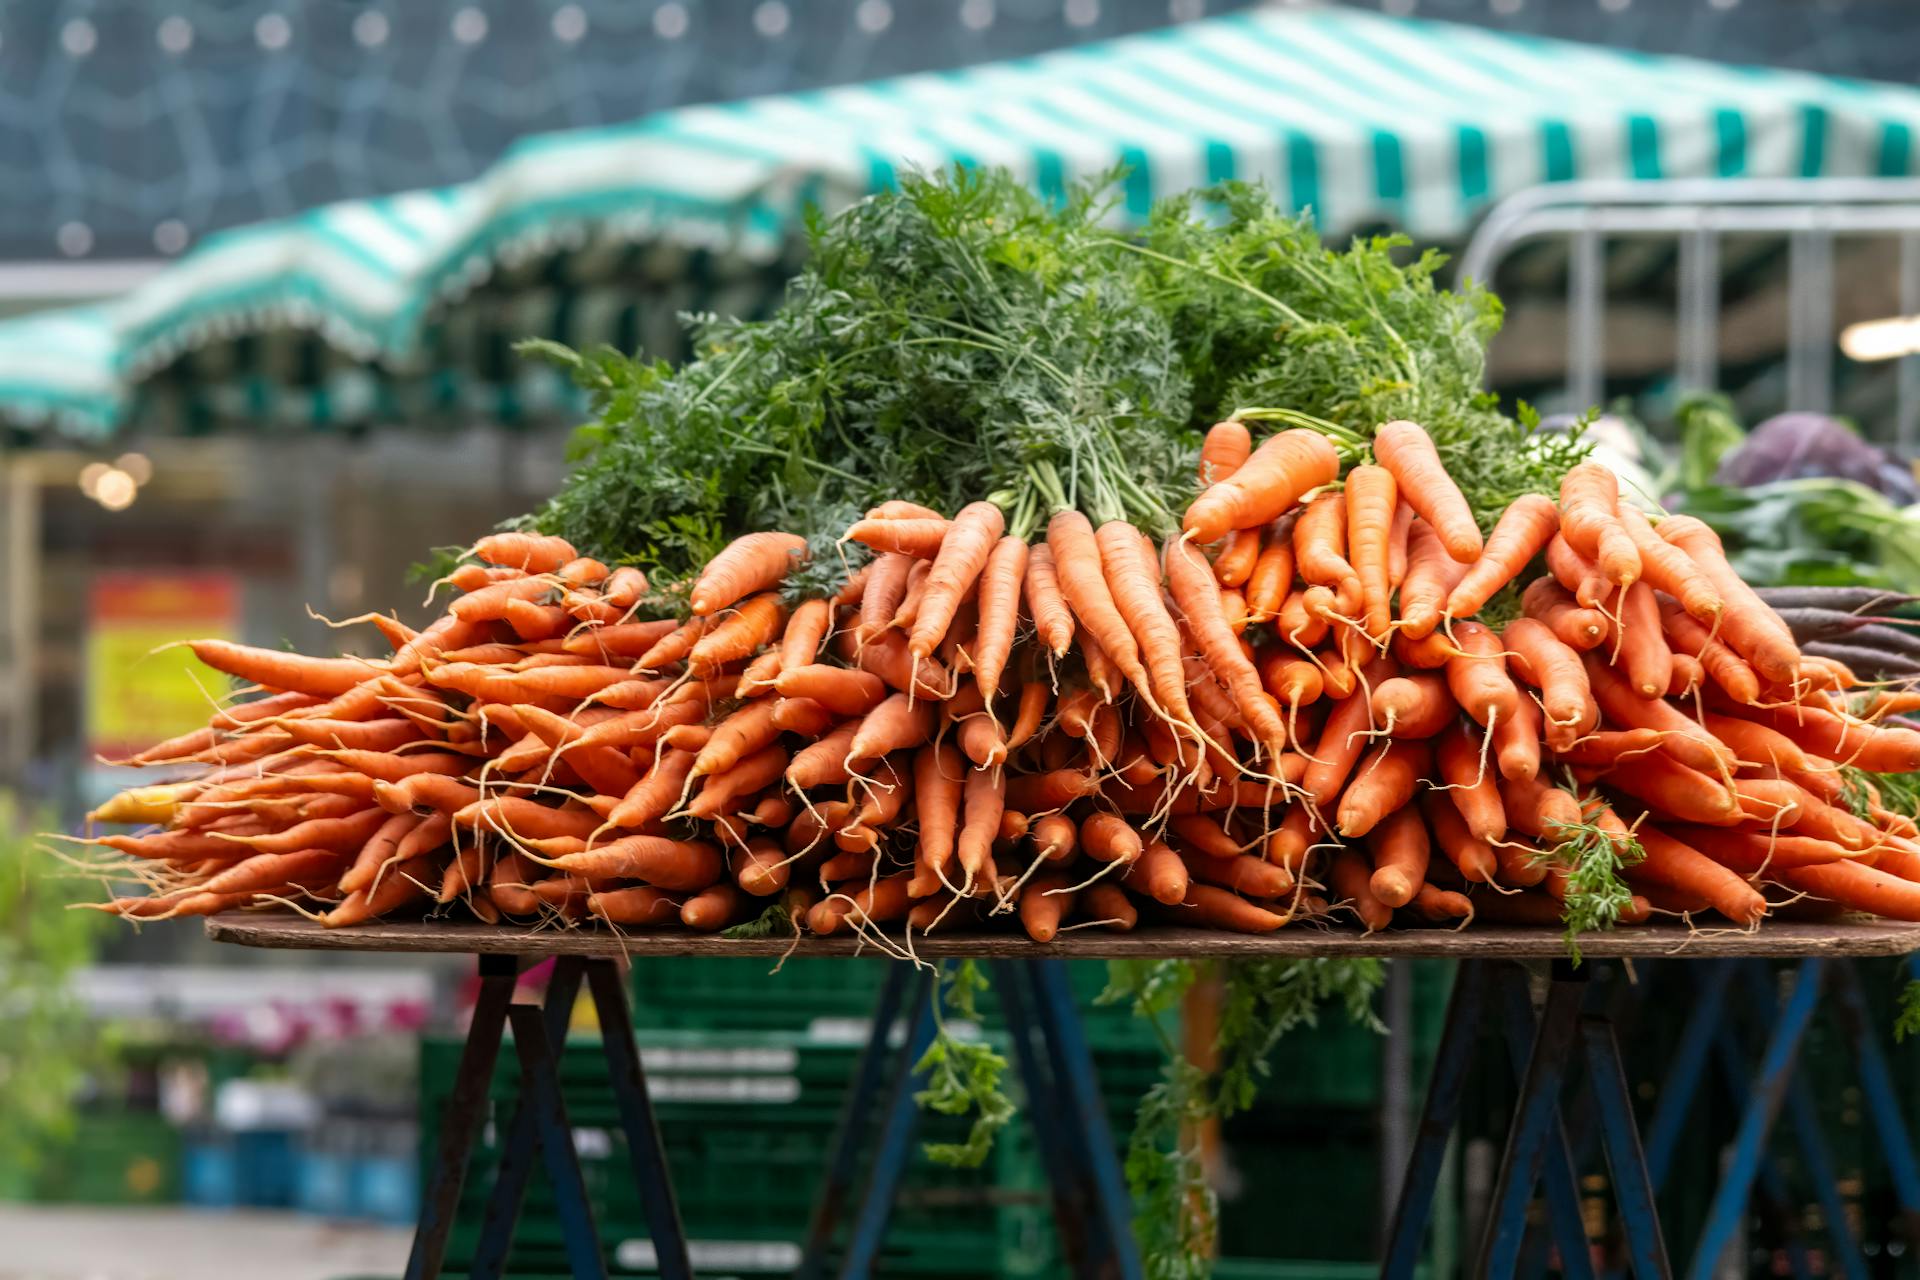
[1550,728,1665,765]
[1186,850,1291,899]
[567,622,680,663]
[1558,463,1623,558]
[1367,805,1430,908]
[446,562,522,592]
[904,501,1002,660]
[1022,543,1074,658]
[1397,519,1474,639]
[587,887,681,926]
[1492,693,1542,782]
[771,599,830,672]
[774,664,886,719]
[1166,538,1286,746]
[472,532,576,574]
[214,806,390,857]
[1304,656,1395,807]
[1243,528,1295,623]
[196,848,341,897]
[458,798,602,843]
[909,743,966,896]
[1293,491,1358,599]
[187,641,376,698]
[687,702,778,781]
[1779,859,1920,921]
[1630,828,1767,925]
[846,518,949,558]
[1372,421,1481,562]
[680,884,746,932]
[1199,419,1253,485]
[323,856,437,927]
[1127,841,1190,905]
[1435,722,1506,841]
[1017,872,1076,942]
[1329,848,1394,931]
[1546,536,1610,609]
[602,565,649,609]
[1658,825,1853,873]
[437,846,492,904]
[1183,428,1340,544]
[972,535,1028,698]
[688,532,807,616]
[1220,588,1251,636]
[1610,582,1675,699]
[1006,682,1049,751]
[847,694,935,766]
[1342,464,1398,638]
[1337,739,1431,837]
[1170,814,1242,860]
[690,594,787,673]
[1083,883,1138,931]
[733,838,792,897]
[957,706,1009,770]
[1668,654,1705,698]
[1080,812,1145,864]
[1599,753,1742,825]
[948,766,1004,886]
[269,716,420,753]
[1388,501,1417,588]
[1502,618,1594,734]
[1368,675,1455,739]
[1410,885,1474,924]
[1656,516,1800,683]
[1269,588,1324,653]
[786,723,862,791]
[1733,704,1920,774]
[844,629,952,702]
[1582,653,1734,774]
[1704,713,1810,772]
[1213,528,1262,588]
[1497,775,1585,846]
[1028,812,1078,863]
[1522,578,1608,651]
[1444,622,1520,732]
[1618,507,1722,623]
[609,748,699,829]
[856,553,915,644]
[548,835,722,891]
[1091,523,1194,728]
[1445,495,1559,621]
[500,599,570,641]
[1421,791,1497,884]
[635,617,707,671]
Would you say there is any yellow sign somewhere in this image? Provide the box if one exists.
[87,574,239,761]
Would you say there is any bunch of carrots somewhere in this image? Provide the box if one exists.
[69,419,1920,941]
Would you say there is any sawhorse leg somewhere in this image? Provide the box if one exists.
[1685,957,1825,1280]
[1382,960,1670,1280]
[1828,958,1920,1242]
[834,966,940,1279]
[411,956,691,1280]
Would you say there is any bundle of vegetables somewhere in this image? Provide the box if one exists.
[72,421,1920,943]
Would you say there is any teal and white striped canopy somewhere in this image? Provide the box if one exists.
[10,3,1920,438]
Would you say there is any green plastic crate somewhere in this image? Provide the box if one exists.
[31,1109,181,1205]
[422,1025,1159,1277]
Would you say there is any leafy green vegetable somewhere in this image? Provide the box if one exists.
[1102,958,1386,1279]
[1675,478,1920,595]
[720,899,793,940]
[1672,394,1746,493]
[914,960,1015,1169]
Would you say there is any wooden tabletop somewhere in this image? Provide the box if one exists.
[205,914,1920,961]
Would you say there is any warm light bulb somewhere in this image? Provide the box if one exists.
[115,452,153,485]
[93,468,137,510]
[78,461,109,497]
[1840,315,1920,363]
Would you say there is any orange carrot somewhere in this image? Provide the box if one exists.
[846,517,949,558]
[1550,728,1665,765]
[690,532,807,616]
[472,532,576,574]
[1304,656,1395,807]
[1367,805,1430,908]
[1183,428,1340,544]
[1657,516,1800,683]
[1176,882,1292,933]
[1493,693,1542,782]
[1329,848,1393,931]
[1703,713,1810,773]
[338,812,423,894]
[1170,814,1242,860]
[1397,519,1474,639]
[844,629,952,702]
[1444,622,1521,732]
[1337,739,1431,837]
[1368,674,1455,739]
[1019,872,1075,942]
[972,535,1028,698]
[1630,828,1767,925]
[1372,421,1482,562]
[1546,535,1610,609]
[1166,538,1286,746]
[775,664,887,718]
[954,766,1005,884]
[1522,578,1608,651]
[690,594,787,673]
[1127,841,1190,905]
[1024,543,1074,658]
[1502,618,1594,737]
[1668,654,1705,698]
[1293,491,1358,600]
[1048,510,1151,694]
[1731,704,1920,774]
[1421,790,1497,883]
[1435,722,1506,841]
[1610,582,1675,699]
[1344,464,1398,638]
[1213,528,1262,588]
[1582,653,1733,774]
[1445,495,1559,621]
[906,501,1003,660]
[324,856,436,927]
[1600,753,1742,825]
[1185,850,1291,899]
[547,835,722,891]
[187,641,376,698]
[1099,523,1197,728]
[1006,681,1049,751]
[910,743,966,896]
[1081,812,1145,864]
[1619,507,1721,623]
[1199,419,1253,485]
[1244,530,1295,623]
[1388,501,1417,588]
[1558,463,1622,559]
[847,693,935,765]
[588,886,681,926]
[1779,860,1920,920]
[609,748,699,829]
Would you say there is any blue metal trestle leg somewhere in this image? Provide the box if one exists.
[834,967,941,1279]
[1580,1014,1672,1280]
[505,1001,609,1280]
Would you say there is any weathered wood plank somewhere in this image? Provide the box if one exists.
[205,914,1920,961]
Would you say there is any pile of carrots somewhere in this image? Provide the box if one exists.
[73,419,1920,941]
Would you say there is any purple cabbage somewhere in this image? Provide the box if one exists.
[1713,412,1919,504]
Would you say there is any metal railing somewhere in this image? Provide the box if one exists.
[1457,178,1920,447]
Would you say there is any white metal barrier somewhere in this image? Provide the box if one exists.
[1457,178,1920,446]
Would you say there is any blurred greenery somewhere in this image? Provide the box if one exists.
[0,792,108,1187]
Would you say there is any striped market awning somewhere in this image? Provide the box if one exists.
[10,3,1920,439]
